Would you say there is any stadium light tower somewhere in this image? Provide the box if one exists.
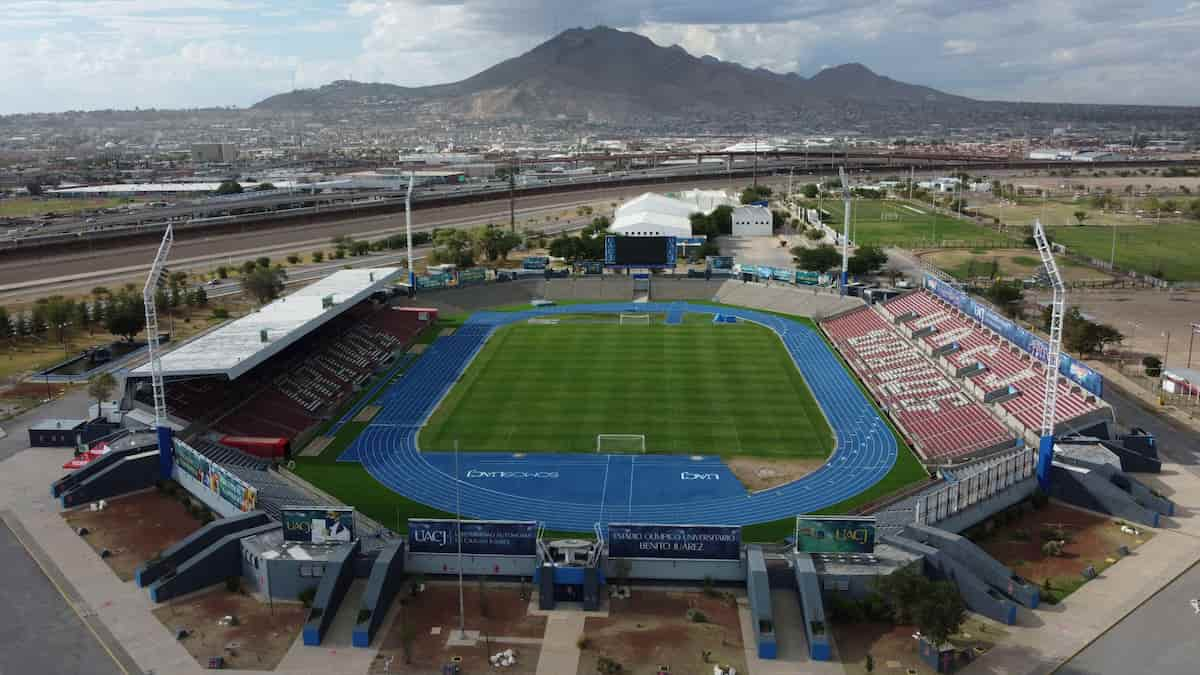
[838,166,852,295]
[143,225,175,479]
[1033,219,1064,490]
[405,173,415,290]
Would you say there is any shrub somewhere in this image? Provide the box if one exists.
[357,609,372,624]
[576,636,592,650]
[596,655,623,674]
[211,307,229,320]
[256,256,271,269]
[312,251,325,263]
[286,254,300,264]
[702,576,720,598]
[1042,540,1064,557]
[687,609,708,623]
[298,586,317,608]
[216,265,229,279]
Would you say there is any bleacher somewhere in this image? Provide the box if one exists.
[824,306,1015,463]
[880,290,1105,435]
[190,438,272,471]
[151,303,432,442]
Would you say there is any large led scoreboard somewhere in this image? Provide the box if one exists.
[604,235,677,268]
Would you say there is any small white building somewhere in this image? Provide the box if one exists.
[732,205,772,237]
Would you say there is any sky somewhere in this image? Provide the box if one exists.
[2,0,1199,114]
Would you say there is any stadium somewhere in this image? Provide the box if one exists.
[48,227,1169,668]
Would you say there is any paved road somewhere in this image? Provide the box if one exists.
[0,175,788,294]
[1058,560,1200,675]
[0,519,122,675]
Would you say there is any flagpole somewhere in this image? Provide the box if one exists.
[455,439,465,639]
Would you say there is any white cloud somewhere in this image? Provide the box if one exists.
[943,39,977,56]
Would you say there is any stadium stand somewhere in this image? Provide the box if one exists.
[823,306,1016,463]
[139,303,431,442]
[879,290,1108,436]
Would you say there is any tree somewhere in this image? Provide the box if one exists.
[40,296,76,343]
[243,266,287,305]
[431,228,474,267]
[216,265,229,279]
[1073,210,1088,225]
[215,180,243,195]
[256,256,271,269]
[802,183,819,199]
[740,185,772,204]
[25,182,44,196]
[253,182,276,191]
[0,306,11,343]
[87,372,118,412]
[987,281,1025,319]
[794,244,841,273]
[474,224,523,261]
[311,251,324,263]
[847,246,888,276]
[875,567,927,624]
[350,240,371,257]
[1143,355,1163,377]
[104,292,146,341]
[913,581,966,647]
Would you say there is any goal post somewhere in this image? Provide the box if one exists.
[596,434,646,454]
[619,313,651,326]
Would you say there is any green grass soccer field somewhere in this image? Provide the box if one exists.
[818,199,1016,248]
[418,313,834,457]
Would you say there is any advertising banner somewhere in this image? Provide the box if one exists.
[706,256,734,271]
[522,256,550,270]
[282,507,356,544]
[924,275,1103,397]
[607,523,741,560]
[407,519,538,556]
[417,272,453,290]
[458,268,486,286]
[794,516,876,553]
[579,261,604,275]
[173,440,257,512]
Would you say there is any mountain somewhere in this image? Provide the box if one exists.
[253,26,969,123]
[252,26,1197,131]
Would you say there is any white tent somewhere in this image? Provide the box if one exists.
[611,191,732,239]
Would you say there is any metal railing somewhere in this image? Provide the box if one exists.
[914,446,1035,526]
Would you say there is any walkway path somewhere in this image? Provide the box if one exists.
[535,612,585,675]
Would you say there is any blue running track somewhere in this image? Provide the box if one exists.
[338,303,898,532]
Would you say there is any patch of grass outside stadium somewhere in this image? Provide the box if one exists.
[1046,222,1200,281]
[818,199,1016,248]
[420,315,834,457]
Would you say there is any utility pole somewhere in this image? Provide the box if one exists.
[752,136,759,189]
[1188,323,1200,369]
[405,173,415,290]
[508,158,517,233]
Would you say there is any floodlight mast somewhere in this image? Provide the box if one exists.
[838,166,852,295]
[405,173,415,290]
[1033,219,1065,489]
[143,225,175,478]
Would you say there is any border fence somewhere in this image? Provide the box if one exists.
[915,447,1035,526]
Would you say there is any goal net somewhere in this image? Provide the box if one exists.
[619,313,651,326]
[596,434,646,454]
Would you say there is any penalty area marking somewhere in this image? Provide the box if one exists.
[901,205,926,215]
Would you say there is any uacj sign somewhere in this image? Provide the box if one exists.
[407,519,538,556]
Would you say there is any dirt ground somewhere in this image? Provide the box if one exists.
[578,589,745,675]
[727,456,825,491]
[61,488,203,581]
[373,582,545,674]
[918,248,1112,283]
[152,587,307,670]
[834,618,1009,675]
[974,500,1150,602]
[1026,287,1200,371]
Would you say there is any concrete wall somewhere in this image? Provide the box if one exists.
[59,451,161,508]
[928,478,1038,535]
[136,511,270,588]
[793,555,831,661]
[149,523,280,603]
[405,552,537,577]
[745,547,777,659]
[906,524,1038,608]
[606,556,746,582]
[303,541,361,646]
[353,542,407,648]
[1048,464,1162,527]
